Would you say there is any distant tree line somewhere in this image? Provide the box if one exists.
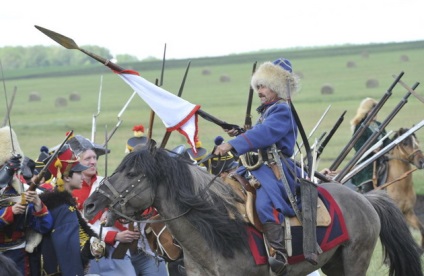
[0,45,142,70]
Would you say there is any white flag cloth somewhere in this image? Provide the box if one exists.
[115,69,201,151]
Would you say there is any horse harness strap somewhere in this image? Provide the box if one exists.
[96,176,194,224]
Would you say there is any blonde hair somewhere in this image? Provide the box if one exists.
[350,97,378,132]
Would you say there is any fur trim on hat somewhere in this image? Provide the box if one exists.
[350,97,378,131]
[251,62,299,99]
[0,126,24,166]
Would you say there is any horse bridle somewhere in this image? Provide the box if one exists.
[389,138,423,165]
[94,174,193,224]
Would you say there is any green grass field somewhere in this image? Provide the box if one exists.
[3,43,423,192]
[2,42,424,274]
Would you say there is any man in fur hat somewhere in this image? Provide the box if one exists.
[214,58,304,275]
[0,126,53,276]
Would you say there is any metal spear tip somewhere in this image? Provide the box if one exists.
[34,25,79,50]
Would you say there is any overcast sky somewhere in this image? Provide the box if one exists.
[1,0,423,60]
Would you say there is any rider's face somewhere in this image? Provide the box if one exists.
[256,85,278,104]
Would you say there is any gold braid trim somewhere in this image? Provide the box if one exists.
[79,225,90,249]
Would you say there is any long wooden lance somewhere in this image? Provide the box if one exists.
[334,81,419,182]
[35,25,241,140]
[340,120,424,183]
[104,92,137,146]
[35,25,124,72]
[159,60,191,148]
[329,71,404,172]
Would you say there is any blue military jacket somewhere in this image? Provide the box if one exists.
[229,100,303,222]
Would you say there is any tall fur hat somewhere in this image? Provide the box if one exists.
[0,126,24,166]
[251,58,299,99]
[350,97,378,131]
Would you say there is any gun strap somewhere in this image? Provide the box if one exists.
[288,100,320,262]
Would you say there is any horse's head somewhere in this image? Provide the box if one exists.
[84,144,159,226]
[392,128,424,169]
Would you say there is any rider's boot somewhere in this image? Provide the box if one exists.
[263,222,288,276]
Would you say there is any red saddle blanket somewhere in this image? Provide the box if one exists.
[246,186,349,265]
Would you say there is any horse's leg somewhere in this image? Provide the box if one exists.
[403,209,424,248]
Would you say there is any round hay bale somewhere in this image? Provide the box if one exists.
[202,69,211,75]
[321,84,334,95]
[346,61,356,68]
[400,55,409,62]
[55,97,68,107]
[219,75,231,83]
[69,92,81,101]
[361,51,369,58]
[366,78,379,88]
[28,92,41,102]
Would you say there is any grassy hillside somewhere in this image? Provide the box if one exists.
[2,41,424,193]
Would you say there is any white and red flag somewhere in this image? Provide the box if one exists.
[114,69,201,152]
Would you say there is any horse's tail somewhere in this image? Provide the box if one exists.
[364,190,423,276]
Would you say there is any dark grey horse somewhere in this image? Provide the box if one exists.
[84,145,423,276]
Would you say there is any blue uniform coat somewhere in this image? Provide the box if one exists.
[229,100,302,223]
[40,191,97,276]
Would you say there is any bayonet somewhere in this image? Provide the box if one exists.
[355,130,393,165]
[0,60,15,155]
[294,104,331,157]
[104,92,136,146]
[91,75,103,142]
[2,86,17,127]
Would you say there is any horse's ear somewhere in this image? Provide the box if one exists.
[147,139,157,154]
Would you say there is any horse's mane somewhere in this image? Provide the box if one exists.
[392,128,416,148]
[115,145,249,258]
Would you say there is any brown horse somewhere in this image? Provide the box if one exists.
[382,128,424,247]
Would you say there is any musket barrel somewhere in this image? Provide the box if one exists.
[329,71,404,171]
[334,81,418,182]
[316,110,346,160]
[28,130,74,190]
[244,61,257,130]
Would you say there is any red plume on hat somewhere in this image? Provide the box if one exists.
[126,124,148,153]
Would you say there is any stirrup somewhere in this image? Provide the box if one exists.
[269,252,288,275]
